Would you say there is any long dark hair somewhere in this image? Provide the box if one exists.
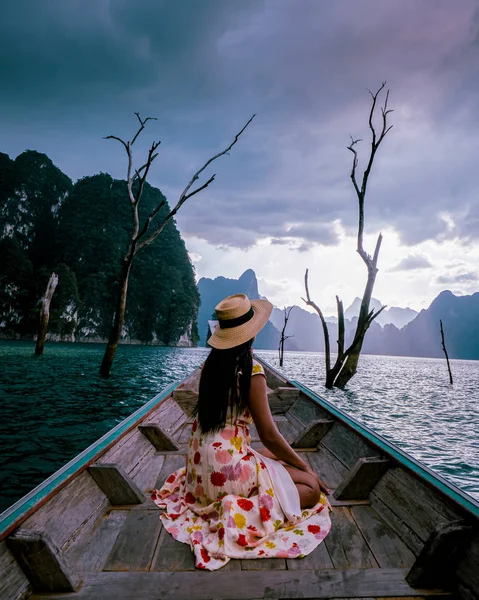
[195,339,253,434]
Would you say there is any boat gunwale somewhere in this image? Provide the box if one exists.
[292,378,479,519]
[0,381,178,542]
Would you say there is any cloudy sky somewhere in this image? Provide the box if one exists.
[2,0,479,313]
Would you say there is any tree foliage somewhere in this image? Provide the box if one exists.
[0,151,199,345]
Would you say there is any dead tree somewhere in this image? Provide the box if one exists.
[35,272,59,356]
[440,319,453,384]
[99,113,255,376]
[278,306,294,367]
[304,82,392,388]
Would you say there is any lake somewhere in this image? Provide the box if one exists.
[0,341,477,513]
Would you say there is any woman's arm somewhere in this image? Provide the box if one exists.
[248,373,310,473]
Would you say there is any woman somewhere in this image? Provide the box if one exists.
[152,294,331,570]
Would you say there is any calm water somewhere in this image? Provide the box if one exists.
[0,341,477,513]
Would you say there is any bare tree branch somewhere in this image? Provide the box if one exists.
[136,115,255,251]
[302,268,331,374]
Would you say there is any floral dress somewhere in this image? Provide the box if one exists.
[151,361,331,570]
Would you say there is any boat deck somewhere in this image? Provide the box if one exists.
[30,418,441,600]
[4,358,476,600]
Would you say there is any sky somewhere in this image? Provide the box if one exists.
[2,0,479,314]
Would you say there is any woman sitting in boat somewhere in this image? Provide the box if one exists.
[152,293,332,570]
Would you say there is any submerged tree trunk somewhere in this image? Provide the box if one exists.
[304,82,392,389]
[35,272,59,356]
[278,307,293,367]
[440,319,453,385]
[99,256,133,376]
[99,113,255,376]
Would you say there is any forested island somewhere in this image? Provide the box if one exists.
[0,150,199,345]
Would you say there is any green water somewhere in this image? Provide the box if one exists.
[1,341,478,513]
[0,341,208,512]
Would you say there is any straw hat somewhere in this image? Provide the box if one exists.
[208,294,273,350]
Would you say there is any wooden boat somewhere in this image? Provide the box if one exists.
[1,356,478,600]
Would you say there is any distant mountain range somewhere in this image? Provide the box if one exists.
[197,270,479,360]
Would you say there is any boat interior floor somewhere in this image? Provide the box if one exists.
[29,415,452,600]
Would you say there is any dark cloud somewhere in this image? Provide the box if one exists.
[390,254,433,271]
[1,0,479,249]
[436,272,478,284]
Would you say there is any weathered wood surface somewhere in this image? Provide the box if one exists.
[20,471,108,551]
[267,387,299,415]
[129,451,164,493]
[138,424,179,451]
[334,457,390,500]
[104,510,162,572]
[0,539,31,600]
[31,568,450,599]
[321,423,381,469]
[88,464,146,505]
[286,540,333,570]
[308,446,350,489]
[324,507,378,569]
[276,419,300,444]
[241,557,286,570]
[457,532,479,596]
[351,505,415,568]
[98,428,153,477]
[370,492,423,556]
[292,419,334,449]
[171,389,198,418]
[154,454,186,490]
[371,468,463,545]
[66,510,128,571]
[144,397,188,440]
[406,520,474,588]
[7,530,80,593]
[288,396,331,426]
[151,528,195,571]
[177,423,192,444]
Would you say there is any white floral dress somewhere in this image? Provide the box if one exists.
[151,361,332,570]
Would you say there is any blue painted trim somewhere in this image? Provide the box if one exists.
[292,379,479,519]
[0,381,178,538]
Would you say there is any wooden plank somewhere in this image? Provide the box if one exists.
[88,464,146,505]
[65,510,128,572]
[308,446,350,489]
[286,540,333,570]
[104,510,162,571]
[406,520,474,589]
[292,419,334,449]
[171,389,198,418]
[288,396,331,426]
[138,424,179,451]
[323,507,378,569]
[267,387,299,415]
[334,457,390,500]
[351,505,416,568]
[20,471,107,551]
[151,528,195,571]
[154,454,186,490]
[7,530,80,592]
[177,424,192,444]
[146,398,186,437]
[321,422,381,469]
[241,557,286,570]
[457,532,479,594]
[130,451,165,493]
[98,429,154,477]
[371,469,459,544]
[0,540,31,600]
[276,419,300,444]
[31,568,452,599]
[370,492,423,556]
